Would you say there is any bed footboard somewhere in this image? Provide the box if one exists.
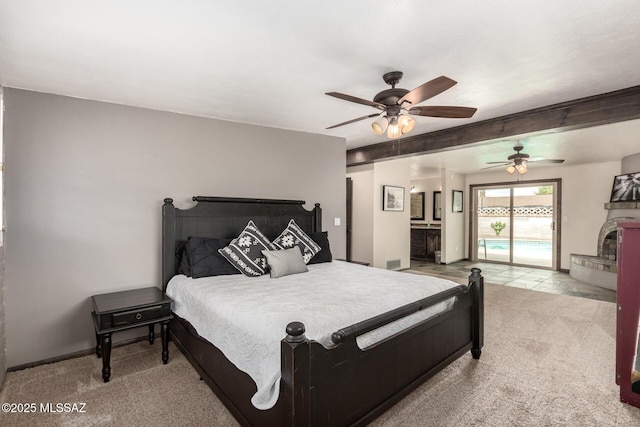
[281,268,484,427]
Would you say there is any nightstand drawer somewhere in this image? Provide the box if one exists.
[92,287,173,331]
[111,305,163,327]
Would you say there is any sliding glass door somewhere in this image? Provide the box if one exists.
[512,185,555,267]
[472,181,558,269]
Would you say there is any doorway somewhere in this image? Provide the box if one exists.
[346,177,353,262]
[471,180,560,269]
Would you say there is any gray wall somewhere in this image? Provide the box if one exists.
[4,88,346,367]
[0,250,5,387]
[0,87,5,386]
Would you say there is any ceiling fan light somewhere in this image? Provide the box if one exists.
[371,116,389,135]
[387,123,401,139]
[398,114,416,134]
[386,116,401,139]
[506,165,516,174]
[516,163,528,174]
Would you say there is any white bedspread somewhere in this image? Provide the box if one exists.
[166,261,461,410]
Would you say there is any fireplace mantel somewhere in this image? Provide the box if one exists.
[605,201,640,210]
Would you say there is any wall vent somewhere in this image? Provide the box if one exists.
[386,259,401,270]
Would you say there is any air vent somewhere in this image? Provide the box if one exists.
[386,259,401,270]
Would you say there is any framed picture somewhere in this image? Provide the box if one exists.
[610,172,640,202]
[410,191,425,220]
[383,185,405,211]
[452,190,463,213]
[433,191,442,220]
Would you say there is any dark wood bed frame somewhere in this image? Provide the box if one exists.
[162,196,484,426]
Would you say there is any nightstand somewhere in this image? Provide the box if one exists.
[91,287,173,382]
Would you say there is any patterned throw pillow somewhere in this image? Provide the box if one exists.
[273,219,321,264]
[218,220,276,276]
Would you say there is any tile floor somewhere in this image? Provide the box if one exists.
[408,259,616,303]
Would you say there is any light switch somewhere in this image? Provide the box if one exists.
[334,217,341,226]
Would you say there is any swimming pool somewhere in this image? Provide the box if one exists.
[477,239,553,267]
[479,240,552,252]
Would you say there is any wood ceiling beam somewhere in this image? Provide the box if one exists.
[346,85,640,167]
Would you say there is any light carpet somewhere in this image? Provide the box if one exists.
[1,283,639,426]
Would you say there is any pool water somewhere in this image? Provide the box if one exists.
[477,239,553,267]
[481,240,552,252]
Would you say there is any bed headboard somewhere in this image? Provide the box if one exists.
[162,196,322,290]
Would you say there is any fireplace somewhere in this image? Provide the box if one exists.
[598,216,636,260]
[574,155,640,290]
[570,201,640,290]
[600,232,617,260]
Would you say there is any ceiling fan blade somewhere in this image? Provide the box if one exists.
[528,158,565,164]
[325,92,385,110]
[408,106,477,118]
[326,113,380,130]
[485,161,511,165]
[398,76,457,106]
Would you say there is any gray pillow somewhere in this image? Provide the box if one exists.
[262,248,309,279]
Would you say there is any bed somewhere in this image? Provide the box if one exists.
[162,196,484,426]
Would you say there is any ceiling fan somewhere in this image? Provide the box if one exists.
[483,142,565,175]
[325,71,477,139]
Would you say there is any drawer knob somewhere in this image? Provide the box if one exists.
[135,313,142,320]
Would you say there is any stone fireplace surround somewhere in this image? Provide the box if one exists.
[570,203,640,290]
[570,216,634,290]
[570,152,640,291]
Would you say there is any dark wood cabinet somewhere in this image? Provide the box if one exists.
[426,230,441,259]
[411,227,441,260]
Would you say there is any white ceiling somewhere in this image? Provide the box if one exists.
[1,0,640,173]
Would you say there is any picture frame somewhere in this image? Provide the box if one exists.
[433,191,442,220]
[452,190,463,213]
[410,191,425,220]
[382,185,405,211]
[610,172,640,202]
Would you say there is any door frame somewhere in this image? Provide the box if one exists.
[346,177,353,261]
[469,178,562,270]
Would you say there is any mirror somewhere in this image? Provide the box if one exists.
[410,192,425,220]
[433,191,442,220]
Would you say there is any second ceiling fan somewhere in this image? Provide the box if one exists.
[325,71,477,139]
[483,142,565,175]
